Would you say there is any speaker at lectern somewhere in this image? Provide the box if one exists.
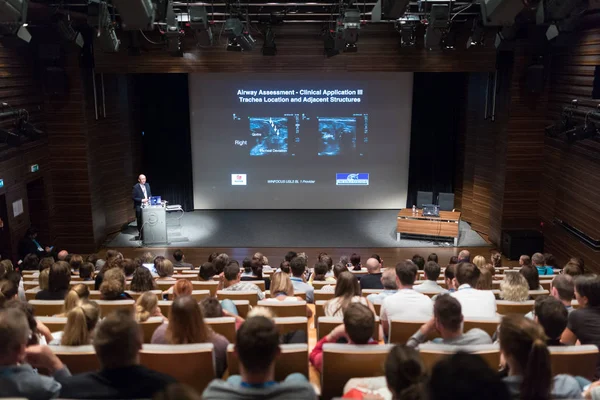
[142,203,167,245]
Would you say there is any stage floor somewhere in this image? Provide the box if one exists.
[105,210,490,249]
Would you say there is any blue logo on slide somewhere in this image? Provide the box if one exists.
[336,173,369,186]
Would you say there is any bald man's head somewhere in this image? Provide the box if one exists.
[57,250,68,261]
[365,258,381,273]
[138,175,146,185]
[458,250,470,262]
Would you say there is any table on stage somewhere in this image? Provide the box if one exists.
[396,209,461,246]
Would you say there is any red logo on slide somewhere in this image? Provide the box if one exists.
[236,175,243,180]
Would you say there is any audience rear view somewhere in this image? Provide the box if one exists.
[5,247,600,399]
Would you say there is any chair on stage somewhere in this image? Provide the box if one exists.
[416,191,433,208]
[437,192,455,211]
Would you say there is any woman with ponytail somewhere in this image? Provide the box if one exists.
[499,314,582,399]
[135,291,165,322]
[59,283,90,316]
[50,301,100,346]
[0,279,18,307]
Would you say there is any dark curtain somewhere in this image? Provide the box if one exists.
[134,74,194,211]
[406,72,467,208]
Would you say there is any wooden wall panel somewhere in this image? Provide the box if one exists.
[540,26,600,271]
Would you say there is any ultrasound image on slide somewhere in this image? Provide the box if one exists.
[249,117,288,156]
[318,117,357,156]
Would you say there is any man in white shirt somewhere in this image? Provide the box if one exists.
[414,261,447,294]
[380,260,433,337]
[450,262,497,318]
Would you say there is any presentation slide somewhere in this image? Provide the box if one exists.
[189,73,413,209]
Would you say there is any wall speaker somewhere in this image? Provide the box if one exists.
[501,230,544,260]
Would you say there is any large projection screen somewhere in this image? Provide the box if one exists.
[189,73,413,209]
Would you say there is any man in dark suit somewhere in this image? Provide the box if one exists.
[132,174,151,239]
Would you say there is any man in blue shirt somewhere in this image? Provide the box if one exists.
[289,257,314,303]
[532,253,554,276]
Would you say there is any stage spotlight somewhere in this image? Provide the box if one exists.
[190,6,213,46]
[53,14,84,48]
[480,0,525,26]
[262,25,277,56]
[224,18,255,51]
[565,122,599,144]
[442,27,457,50]
[113,0,155,30]
[165,0,182,56]
[0,0,28,24]
[93,1,120,52]
[381,0,410,19]
[398,22,417,47]
[467,18,485,48]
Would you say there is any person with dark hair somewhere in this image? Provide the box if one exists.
[520,264,542,291]
[533,253,553,276]
[207,252,218,263]
[563,262,584,278]
[544,253,559,270]
[448,256,458,265]
[18,227,53,260]
[241,257,254,279]
[198,262,216,281]
[321,263,349,293]
[500,314,582,399]
[429,352,510,400]
[213,254,230,275]
[519,255,532,267]
[444,264,458,292]
[324,271,374,317]
[130,267,156,292]
[309,261,331,283]
[284,251,297,263]
[38,256,54,272]
[318,254,334,276]
[380,261,433,337]
[172,249,193,269]
[35,262,71,300]
[562,275,600,378]
[427,253,438,263]
[21,253,40,272]
[203,316,315,400]
[289,257,313,303]
[69,254,83,274]
[450,263,496,318]
[406,294,491,348]
[100,269,132,301]
[310,303,377,372]
[414,261,446,294]
[533,296,568,346]
[359,258,384,290]
[491,252,503,270]
[79,262,95,281]
[527,274,575,320]
[411,254,425,271]
[350,253,362,271]
[278,260,290,274]
[222,263,265,301]
[119,259,135,279]
[58,310,176,398]
[343,345,427,400]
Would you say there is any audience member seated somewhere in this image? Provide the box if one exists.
[240,258,270,290]
[36,262,71,300]
[199,262,217,281]
[4,300,53,345]
[520,264,543,291]
[324,271,374,317]
[427,253,438,263]
[412,254,425,271]
[499,314,583,399]
[561,275,600,379]
[58,284,91,316]
[0,279,18,307]
[343,344,427,400]
[95,259,118,290]
[450,263,496,318]
[429,352,510,400]
[309,261,335,285]
[247,306,307,344]
[366,268,398,303]
[79,262,95,281]
[289,257,313,303]
[321,263,348,293]
[414,261,447,294]
[39,256,55,272]
[21,253,41,272]
[0,308,71,399]
[100,268,133,300]
[380,261,433,337]
[278,260,291,274]
[500,272,530,302]
[448,256,458,265]
[472,255,486,269]
[551,274,575,313]
[533,253,554,276]
[350,253,362,271]
[406,294,492,348]
[50,301,100,346]
[491,252,503,270]
[222,262,265,302]
[533,296,568,346]
[544,253,559,271]
[18,227,52,260]
[173,249,194,269]
[311,303,377,372]
[58,250,69,262]
[519,255,532,267]
[135,291,166,322]
[58,309,176,398]
[200,297,244,329]
[476,264,495,291]
[253,252,272,272]
[130,267,157,292]
[563,262,584,278]
[173,279,193,299]
[155,257,176,281]
[265,272,312,318]
[241,257,255,279]
[319,254,334,278]
[284,251,297,263]
[121,259,136,279]
[457,249,470,263]
[443,264,457,293]
[203,316,316,400]
[151,295,229,377]
[69,254,83,274]
[38,268,50,291]
[213,254,230,275]
[4,270,25,302]
[359,258,384,290]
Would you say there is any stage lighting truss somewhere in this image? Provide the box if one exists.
[395,20,417,47]
[467,17,485,48]
[224,17,255,51]
[0,0,30,44]
[165,0,183,56]
[89,0,120,52]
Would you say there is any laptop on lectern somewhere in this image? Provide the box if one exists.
[422,204,440,217]
[149,196,162,206]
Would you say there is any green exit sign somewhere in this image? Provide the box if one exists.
[30,164,39,173]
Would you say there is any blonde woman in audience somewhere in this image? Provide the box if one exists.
[264,272,313,318]
[476,264,495,290]
[57,283,90,317]
[38,267,50,291]
[50,301,100,346]
[172,279,193,299]
[473,255,486,269]
[135,291,166,322]
[324,271,375,317]
[155,257,176,280]
[500,272,530,302]
[100,268,133,300]
[499,314,583,399]
[151,295,229,377]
